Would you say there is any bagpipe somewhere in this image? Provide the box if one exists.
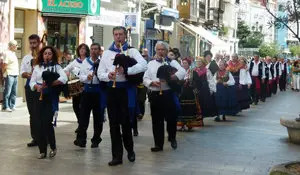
[112,43,144,87]
[39,64,65,100]
[156,58,182,95]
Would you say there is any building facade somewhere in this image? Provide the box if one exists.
[238,0,277,44]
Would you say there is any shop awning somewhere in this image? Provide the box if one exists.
[179,22,229,52]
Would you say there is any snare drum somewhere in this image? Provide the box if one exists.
[67,79,84,97]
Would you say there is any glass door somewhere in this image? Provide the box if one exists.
[47,18,79,58]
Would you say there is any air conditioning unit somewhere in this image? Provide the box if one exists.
[154,14,174,31]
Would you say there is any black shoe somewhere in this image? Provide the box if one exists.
[75,127,79,133]
[170,140,177,150]
[49,149,57,158]
[91,138,102,148]
[222,115,226,121]
[38,153,46,159]
[151,147,163,152]
[74,140,86,148]
[133,130,139,137]
[137,114,144,121]
[214,116,221,122]
[127,151,135,162]
[27,140,38,147]
[91,143,99,148]
[108,159,123,166]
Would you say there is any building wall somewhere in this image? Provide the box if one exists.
[238,0,276,44]
[275,11,288,50]
[0,1,10,50]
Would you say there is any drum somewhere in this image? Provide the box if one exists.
[67,79,84,97]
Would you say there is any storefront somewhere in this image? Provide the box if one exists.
[178,21,230,58]
[39,0,100,57]
[12,0,39,99]
[143,6,179,57]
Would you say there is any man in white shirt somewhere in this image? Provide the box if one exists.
[248,54,265,105]
[73,43,104,149]
[20,34,40,147]
[1,40,19,112]
[143,41,185,152]
[98,26,147,166]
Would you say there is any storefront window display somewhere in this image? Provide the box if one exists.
[180,34,195,58]
[47,18,79,58]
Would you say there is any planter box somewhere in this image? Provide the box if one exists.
[280,117,300,144]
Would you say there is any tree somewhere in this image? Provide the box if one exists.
[266,0,300,42]
[289,45,300,56]
[259,43,280,57]
[237,21,264,48]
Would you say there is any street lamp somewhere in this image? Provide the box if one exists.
[181,0,188,6]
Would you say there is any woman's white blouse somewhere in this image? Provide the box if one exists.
[239,68,252,85]
[29,64,68,91]
[214,71,235,86]
[64,58,83,77]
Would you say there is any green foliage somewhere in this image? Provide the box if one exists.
[237,21,264,48]
[289,45,300,56]
[219,26,229,37]
[259,43,280,57]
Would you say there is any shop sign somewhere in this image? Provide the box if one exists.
[41,0,100,16]
[88,9,124,26]
[161,7,179,19]
[124,13,139,34]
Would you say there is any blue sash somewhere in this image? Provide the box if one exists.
[84,84,100,92]
[108,42,129,53]
[76,58,83,64]
[107,81,137,122]
[37,83,59,113]
[83,83,107,119]
[25,78,30,87]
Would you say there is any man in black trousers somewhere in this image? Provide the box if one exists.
[20,34,40,147]
[98,26,147,166]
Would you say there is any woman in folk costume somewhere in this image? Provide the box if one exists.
[29,46,67,159]
[238,57,252,110]
[177,57,202,131]
[193,57,218,121]
[226,53,245,110]
[214,60,239,121]
[292,60,300,92]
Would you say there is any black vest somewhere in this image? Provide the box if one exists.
[275,62,280,76]
[249,61,263,78]
[264,63,270,80]
[270,64,275,79]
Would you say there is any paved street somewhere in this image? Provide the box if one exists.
[1,90,300,175]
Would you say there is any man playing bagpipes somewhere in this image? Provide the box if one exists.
[73,43,105,149]
[143,41,186,152]
[20,34,40,147]
[97,26,147,166]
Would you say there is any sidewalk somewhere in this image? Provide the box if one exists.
[1,92,300,175]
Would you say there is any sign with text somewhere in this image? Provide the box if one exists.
[41,0,100,16]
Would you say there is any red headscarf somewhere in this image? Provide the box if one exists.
[182,57,193,66]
